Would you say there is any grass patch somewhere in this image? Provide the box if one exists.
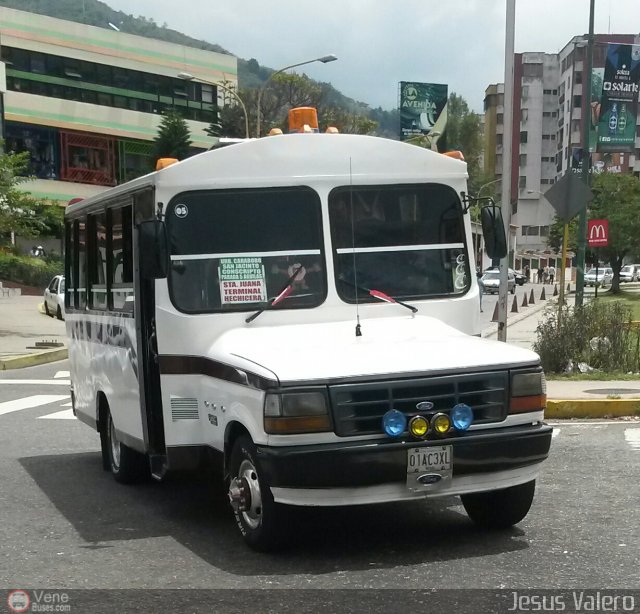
[595,289,640,320]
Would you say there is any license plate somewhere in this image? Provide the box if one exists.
[406,446,452,491]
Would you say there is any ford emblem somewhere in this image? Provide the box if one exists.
[416,401,434,411]
[417,473,442,485]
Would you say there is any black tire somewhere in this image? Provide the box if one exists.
[44,301,50,316]
[461,480,535,529]
[228,435,286,551]
[56,305,63,320]
[105,410,149,484]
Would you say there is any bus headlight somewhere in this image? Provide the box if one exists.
[510,370,547,414]
[264,390,332,434]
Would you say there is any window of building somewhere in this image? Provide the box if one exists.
[497,113,504,124]
[5,122,58,180]
[540,226,550,237]
[520,154,527,167]
[60,131,117,187]
[541,179,550,184]
[519,176,527,190]
[575,71,583,84]
[543,89,552,95]
[523,63,543,78]
[496,134,503,146]
[520,131,528,143]
[521,225,529,236]
[573,95,582,109]
[521,108,528,122]
[118,139,154,183]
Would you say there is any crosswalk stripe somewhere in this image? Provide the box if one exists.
[0,379,70,386]
[38,408,75,420]
[624,428,640,450]
[0,395,69,416]
[54,371,70,379]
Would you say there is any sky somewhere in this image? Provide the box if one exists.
[101,0,640,113]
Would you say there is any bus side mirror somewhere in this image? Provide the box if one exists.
[480,204,507,260]
[139,220,169,279]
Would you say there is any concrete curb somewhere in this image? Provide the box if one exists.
[0,348,68,370]
[546,399,640,419]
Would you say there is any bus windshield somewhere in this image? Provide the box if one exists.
[167,186,326,313]
[329,184,469,302]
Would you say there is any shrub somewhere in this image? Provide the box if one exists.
[0,251,62,288]
[534,301,638,373]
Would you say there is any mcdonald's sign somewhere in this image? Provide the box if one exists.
[588,219,608,247]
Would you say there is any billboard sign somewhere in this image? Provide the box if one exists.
[588,219,609,247]
[595,44,640,153]
[399,82,448,141]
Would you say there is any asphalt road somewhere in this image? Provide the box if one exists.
[1,361,639,612]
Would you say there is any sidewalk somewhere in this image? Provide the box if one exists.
[0,294,67,369]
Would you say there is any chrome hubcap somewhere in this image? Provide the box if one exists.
[229,459,262,530]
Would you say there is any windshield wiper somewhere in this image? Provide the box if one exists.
[245,265,304,324]
[338,277,418,313]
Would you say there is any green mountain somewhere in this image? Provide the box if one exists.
[0,0,399,137]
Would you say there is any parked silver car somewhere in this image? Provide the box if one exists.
[620,264,640,283]
[44,274,65,320]
[584,267,613,287]
[480,269,516,294]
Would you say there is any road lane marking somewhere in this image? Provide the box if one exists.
[54,371,70,379]
[38,408,75,420]
[0,395,69,416]
[0,379,70,386]
[624,428,640,450]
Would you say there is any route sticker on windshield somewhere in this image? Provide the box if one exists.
[219,257,267,304]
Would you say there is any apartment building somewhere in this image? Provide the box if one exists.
[484,34,640,265]
[0,7,237,203]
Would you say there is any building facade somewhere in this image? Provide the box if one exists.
[0,8,237,203]
[484,34,640,269]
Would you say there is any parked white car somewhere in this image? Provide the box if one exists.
[44,274,65,320]
[620,264,640,283]
[584,267,613,287]
[481,269,516,294]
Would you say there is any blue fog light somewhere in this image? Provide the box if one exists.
[382,409,407,437]
[451,403,473,431]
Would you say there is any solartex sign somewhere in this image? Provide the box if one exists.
[594,44,640,153]
[588,219,609,247]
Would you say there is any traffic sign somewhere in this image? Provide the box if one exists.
[588,219,608,247]
[543,172,594,223]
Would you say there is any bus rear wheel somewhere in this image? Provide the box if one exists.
[228,435,286,551]
[461,480,536,529]
[104,411,149,484]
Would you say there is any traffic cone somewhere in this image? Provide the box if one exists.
[522,292,528,307]
[511,296,518,312]
[529,289,535,304]
[567,283,571,293]
[540,287,546,300]
[491,301,499,322]
[553,284,558,297]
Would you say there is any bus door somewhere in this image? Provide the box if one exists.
[133,189,166,475]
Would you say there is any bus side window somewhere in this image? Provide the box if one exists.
[109,205,134,310]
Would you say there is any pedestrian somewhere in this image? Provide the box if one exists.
[524,264,530,282]
[543,266,549,284]
[548,265,556,285]
[537,267,543,284]
[477,268,484,312]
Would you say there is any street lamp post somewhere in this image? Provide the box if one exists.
[255,54,337,137]
[177,72,250,139]
[477,178,502,200]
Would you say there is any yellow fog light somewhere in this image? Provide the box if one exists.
[409,415,429,438]
[432,413,451,435]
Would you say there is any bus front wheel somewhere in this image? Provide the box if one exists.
[104,411,149,484]
[228,435,286,551]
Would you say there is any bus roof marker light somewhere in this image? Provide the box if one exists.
[382,409,406,437]
[451,403,473,431]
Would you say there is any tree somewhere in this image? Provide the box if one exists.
[0,149,45,244]
[153,109,192,161]
[442,93,483,187]
[588,172,640,293]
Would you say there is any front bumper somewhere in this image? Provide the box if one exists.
[256,423,552,500]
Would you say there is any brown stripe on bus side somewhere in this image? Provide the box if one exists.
[158,355,277,390]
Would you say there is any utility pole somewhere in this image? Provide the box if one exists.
[498,0,516,342]
[575,0,596,307]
